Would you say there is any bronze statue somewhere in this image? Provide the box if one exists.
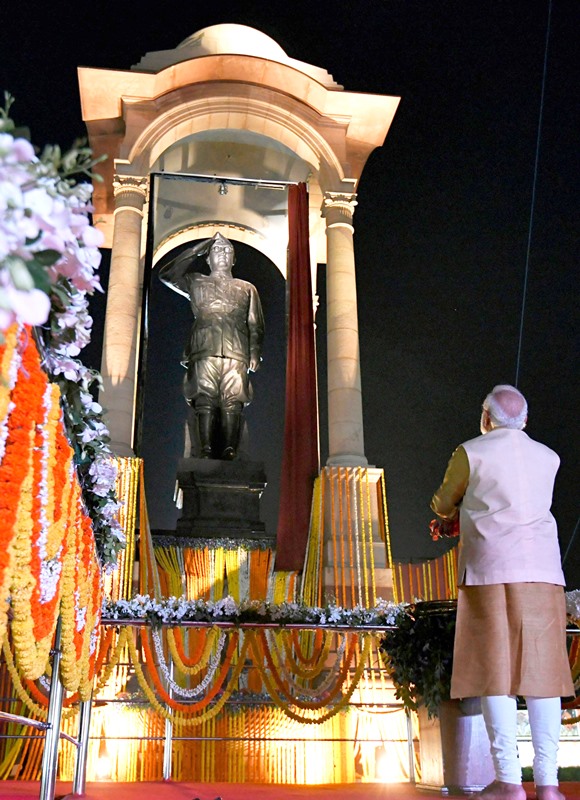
[158,233,264,460]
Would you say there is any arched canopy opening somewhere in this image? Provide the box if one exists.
[149,128,320,277]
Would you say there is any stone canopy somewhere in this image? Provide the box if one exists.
[77,23,400,270]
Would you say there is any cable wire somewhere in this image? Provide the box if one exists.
[514,0,553,387]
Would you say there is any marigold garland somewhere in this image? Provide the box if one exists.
[93,628,131,696]
[59,480,102,698]
[10,356,53,678]
[0,324,20,444]
[152,628,227,698]
[28,385,64,648]
[256,629,357,711]
[167,627,220,675]
[266,630,347,699]
[283,629,333,679]
[125,628,249,726]
[139,627,240,713]
[1,635,76,722]
[0,328,40,645]
[269,630,342,689]
[23,673,52,708]
[289,628,324,666]
[0,329,104,693]
[2,635,47,719]
[253,632,374,724]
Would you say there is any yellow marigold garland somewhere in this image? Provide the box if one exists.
[1,634,76,722]
[253,631,374,724]
[281,629,333,679]
[166,627,220,676]
[0,323,19,427]
[93,628,131,696]
[256,629,357,711]
[59,480,102,697]
[2,635,48,719]
[125,628,250,727]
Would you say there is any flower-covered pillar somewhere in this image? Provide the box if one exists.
[100,176,148,456]
[316,192,394,604]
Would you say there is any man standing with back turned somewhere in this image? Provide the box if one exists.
[431,384,573,800]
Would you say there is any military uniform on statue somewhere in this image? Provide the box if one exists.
[159,232,264,460]
[431,385,573,800]
[159,233,270,541]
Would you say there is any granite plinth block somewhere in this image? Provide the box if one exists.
[175,457,272,541]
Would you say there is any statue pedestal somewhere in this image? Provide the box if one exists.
[176,458,272,541]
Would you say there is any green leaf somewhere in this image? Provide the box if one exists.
[33,249,62,267]
[26,260,52,293]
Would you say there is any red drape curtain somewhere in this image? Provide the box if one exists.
[275,183,319,571]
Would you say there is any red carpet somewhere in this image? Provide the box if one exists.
[1,782,580,800]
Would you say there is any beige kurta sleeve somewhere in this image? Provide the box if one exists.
[430,445,470,520]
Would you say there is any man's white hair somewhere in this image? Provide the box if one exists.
[483,384,528,429]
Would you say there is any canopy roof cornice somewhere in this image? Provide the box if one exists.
[77,26,399,245]
[78,53,399,150]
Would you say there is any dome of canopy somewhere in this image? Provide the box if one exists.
[132,23,340,88]
[177,25,288,60]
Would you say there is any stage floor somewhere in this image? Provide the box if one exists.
[1,782,580,800]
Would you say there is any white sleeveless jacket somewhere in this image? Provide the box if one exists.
[458,427,564,586]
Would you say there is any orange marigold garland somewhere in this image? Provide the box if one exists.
[8,331,55,678]
[0,327,104,692]
[0,324,25,640]
[60,480,103,697]
[282,629,333,679]
[126,628,250,726]
[139,627,240,713]
[255,629,357,711]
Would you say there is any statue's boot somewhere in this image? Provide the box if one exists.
[197,409,217,458]
[220,411,241,460]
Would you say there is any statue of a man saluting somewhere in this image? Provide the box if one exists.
[158,233,264,460]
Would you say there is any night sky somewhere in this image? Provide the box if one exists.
[2,1,578,583]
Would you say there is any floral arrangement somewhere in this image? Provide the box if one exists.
[93,613,379,726]
[153,535,275,552]
[0,95,123,565]
[379,600,457,719]
[102,594,402,628]
[0,94,102,333]
[428,517,460,541]
[0,325,103,693]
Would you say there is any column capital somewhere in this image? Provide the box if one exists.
[113,175,149,210]
[322,192,358,228]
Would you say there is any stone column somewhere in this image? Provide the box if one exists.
[100,176,148,456]
[323,192,367,466]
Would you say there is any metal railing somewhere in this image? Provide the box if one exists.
[2,621,578,798]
